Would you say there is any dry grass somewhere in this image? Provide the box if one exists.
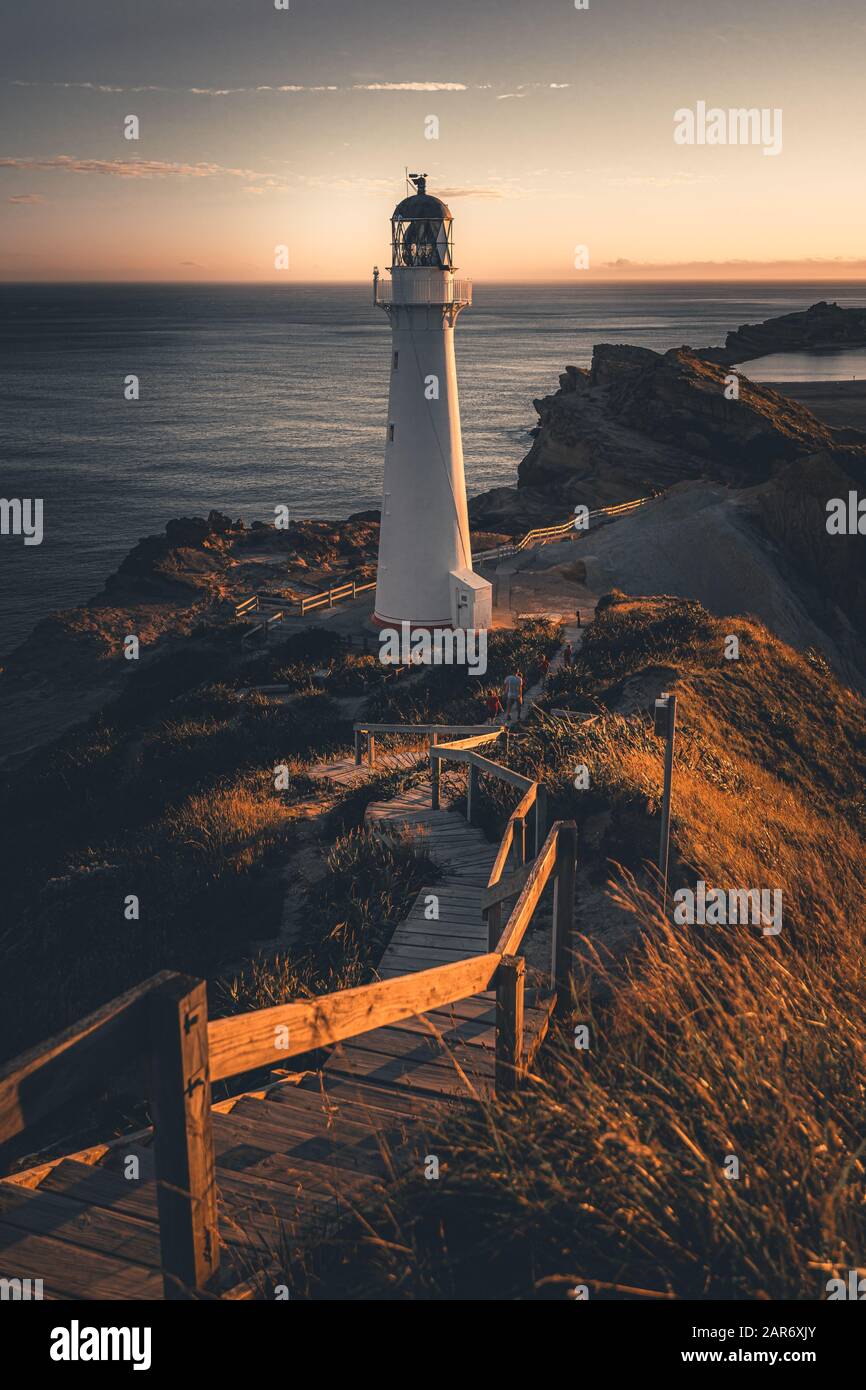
[286,594,866,1300]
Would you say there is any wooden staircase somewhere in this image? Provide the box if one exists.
[0,726,576,1299]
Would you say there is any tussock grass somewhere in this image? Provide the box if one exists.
[310,863,865,1300]
[217,825,441,1013]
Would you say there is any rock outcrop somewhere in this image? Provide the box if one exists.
[700,300,866,366]
[695,300,866,366]
[469,342,856,531]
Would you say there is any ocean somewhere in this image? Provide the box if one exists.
[2,280,866,655]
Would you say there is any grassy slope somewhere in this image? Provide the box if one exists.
[301,595,866,1300]
[0,621,558,1066]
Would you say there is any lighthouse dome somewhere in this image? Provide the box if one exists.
[391,174,454,269]
[392,191,452,220]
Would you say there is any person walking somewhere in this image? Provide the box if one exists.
[503,669,523,723]
[562,642,573,669]
[484,690,503,724]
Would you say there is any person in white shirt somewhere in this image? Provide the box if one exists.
[503,670,523,723]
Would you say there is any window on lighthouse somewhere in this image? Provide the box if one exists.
[395,218,452,268]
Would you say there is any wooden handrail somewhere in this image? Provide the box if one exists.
[300,579,375,615]
[473,494,652,562]
[209,953,501,1082]
[0,970,174,1150]
[0,970,219,1298]
[355,722,496,737]
[496,825,560,957]
[431,745,534,793]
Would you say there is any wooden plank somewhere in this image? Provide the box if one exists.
[212,1109,391,1180]
[0,970,174,1151]
[324,1044,493,1099]
[36,1157,316,1253]
[149,975,219,1298]
[0,1180,163,1268]
[0,1222,164,1300]
[335,1022,493,1068]
[208,953,500,1082]
[296,1072,469,1119]
[388,929,485,951]
[496,824,560,957]
[380,948,476,974]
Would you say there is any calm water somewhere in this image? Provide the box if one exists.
[2,280,865,654]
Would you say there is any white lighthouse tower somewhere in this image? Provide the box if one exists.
[372,174,491,631]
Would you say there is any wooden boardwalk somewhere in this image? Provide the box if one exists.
[0,771,555,1299]
[325,784,552,1098]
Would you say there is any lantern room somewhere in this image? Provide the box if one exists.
[390,173,454,269]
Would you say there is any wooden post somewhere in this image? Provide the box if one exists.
[368,734,376,769]
[354,728,362,767]
[328,587,333,608]
[551,822,577,1013]
[148,975,219,1298]
[486,901,502,951]
[534,785,547,858]
[467,761,480,825]
[352,579,357,599]
[430,735,440,810]
[495,955,525,1095]
[513,815,526,868]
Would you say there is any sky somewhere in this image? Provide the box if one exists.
[1,0,865,282]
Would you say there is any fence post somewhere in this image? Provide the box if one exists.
[368,734,376,770]
[487,901,502,951]
[513,815,526,867]
[148,975,219,1299]
[328,587,333,609]
[551,822,577,1014]
[430,735,440,810]
[352,580,357,599]
[354,728,362,767]
[534,785,547,858]
[467,761,479,825]
[495,955,525,1095]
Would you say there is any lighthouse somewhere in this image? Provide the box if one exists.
[372,174,492,632]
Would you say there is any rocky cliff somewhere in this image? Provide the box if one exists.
[470,341,861,531]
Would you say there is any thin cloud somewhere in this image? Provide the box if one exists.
[0,155,266,181]
[12,80,164,93]
[352,82,468,91]
[602,256,866,271]
[7,192,46,204]
[438,186,507,198]
[8,78,567,97]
